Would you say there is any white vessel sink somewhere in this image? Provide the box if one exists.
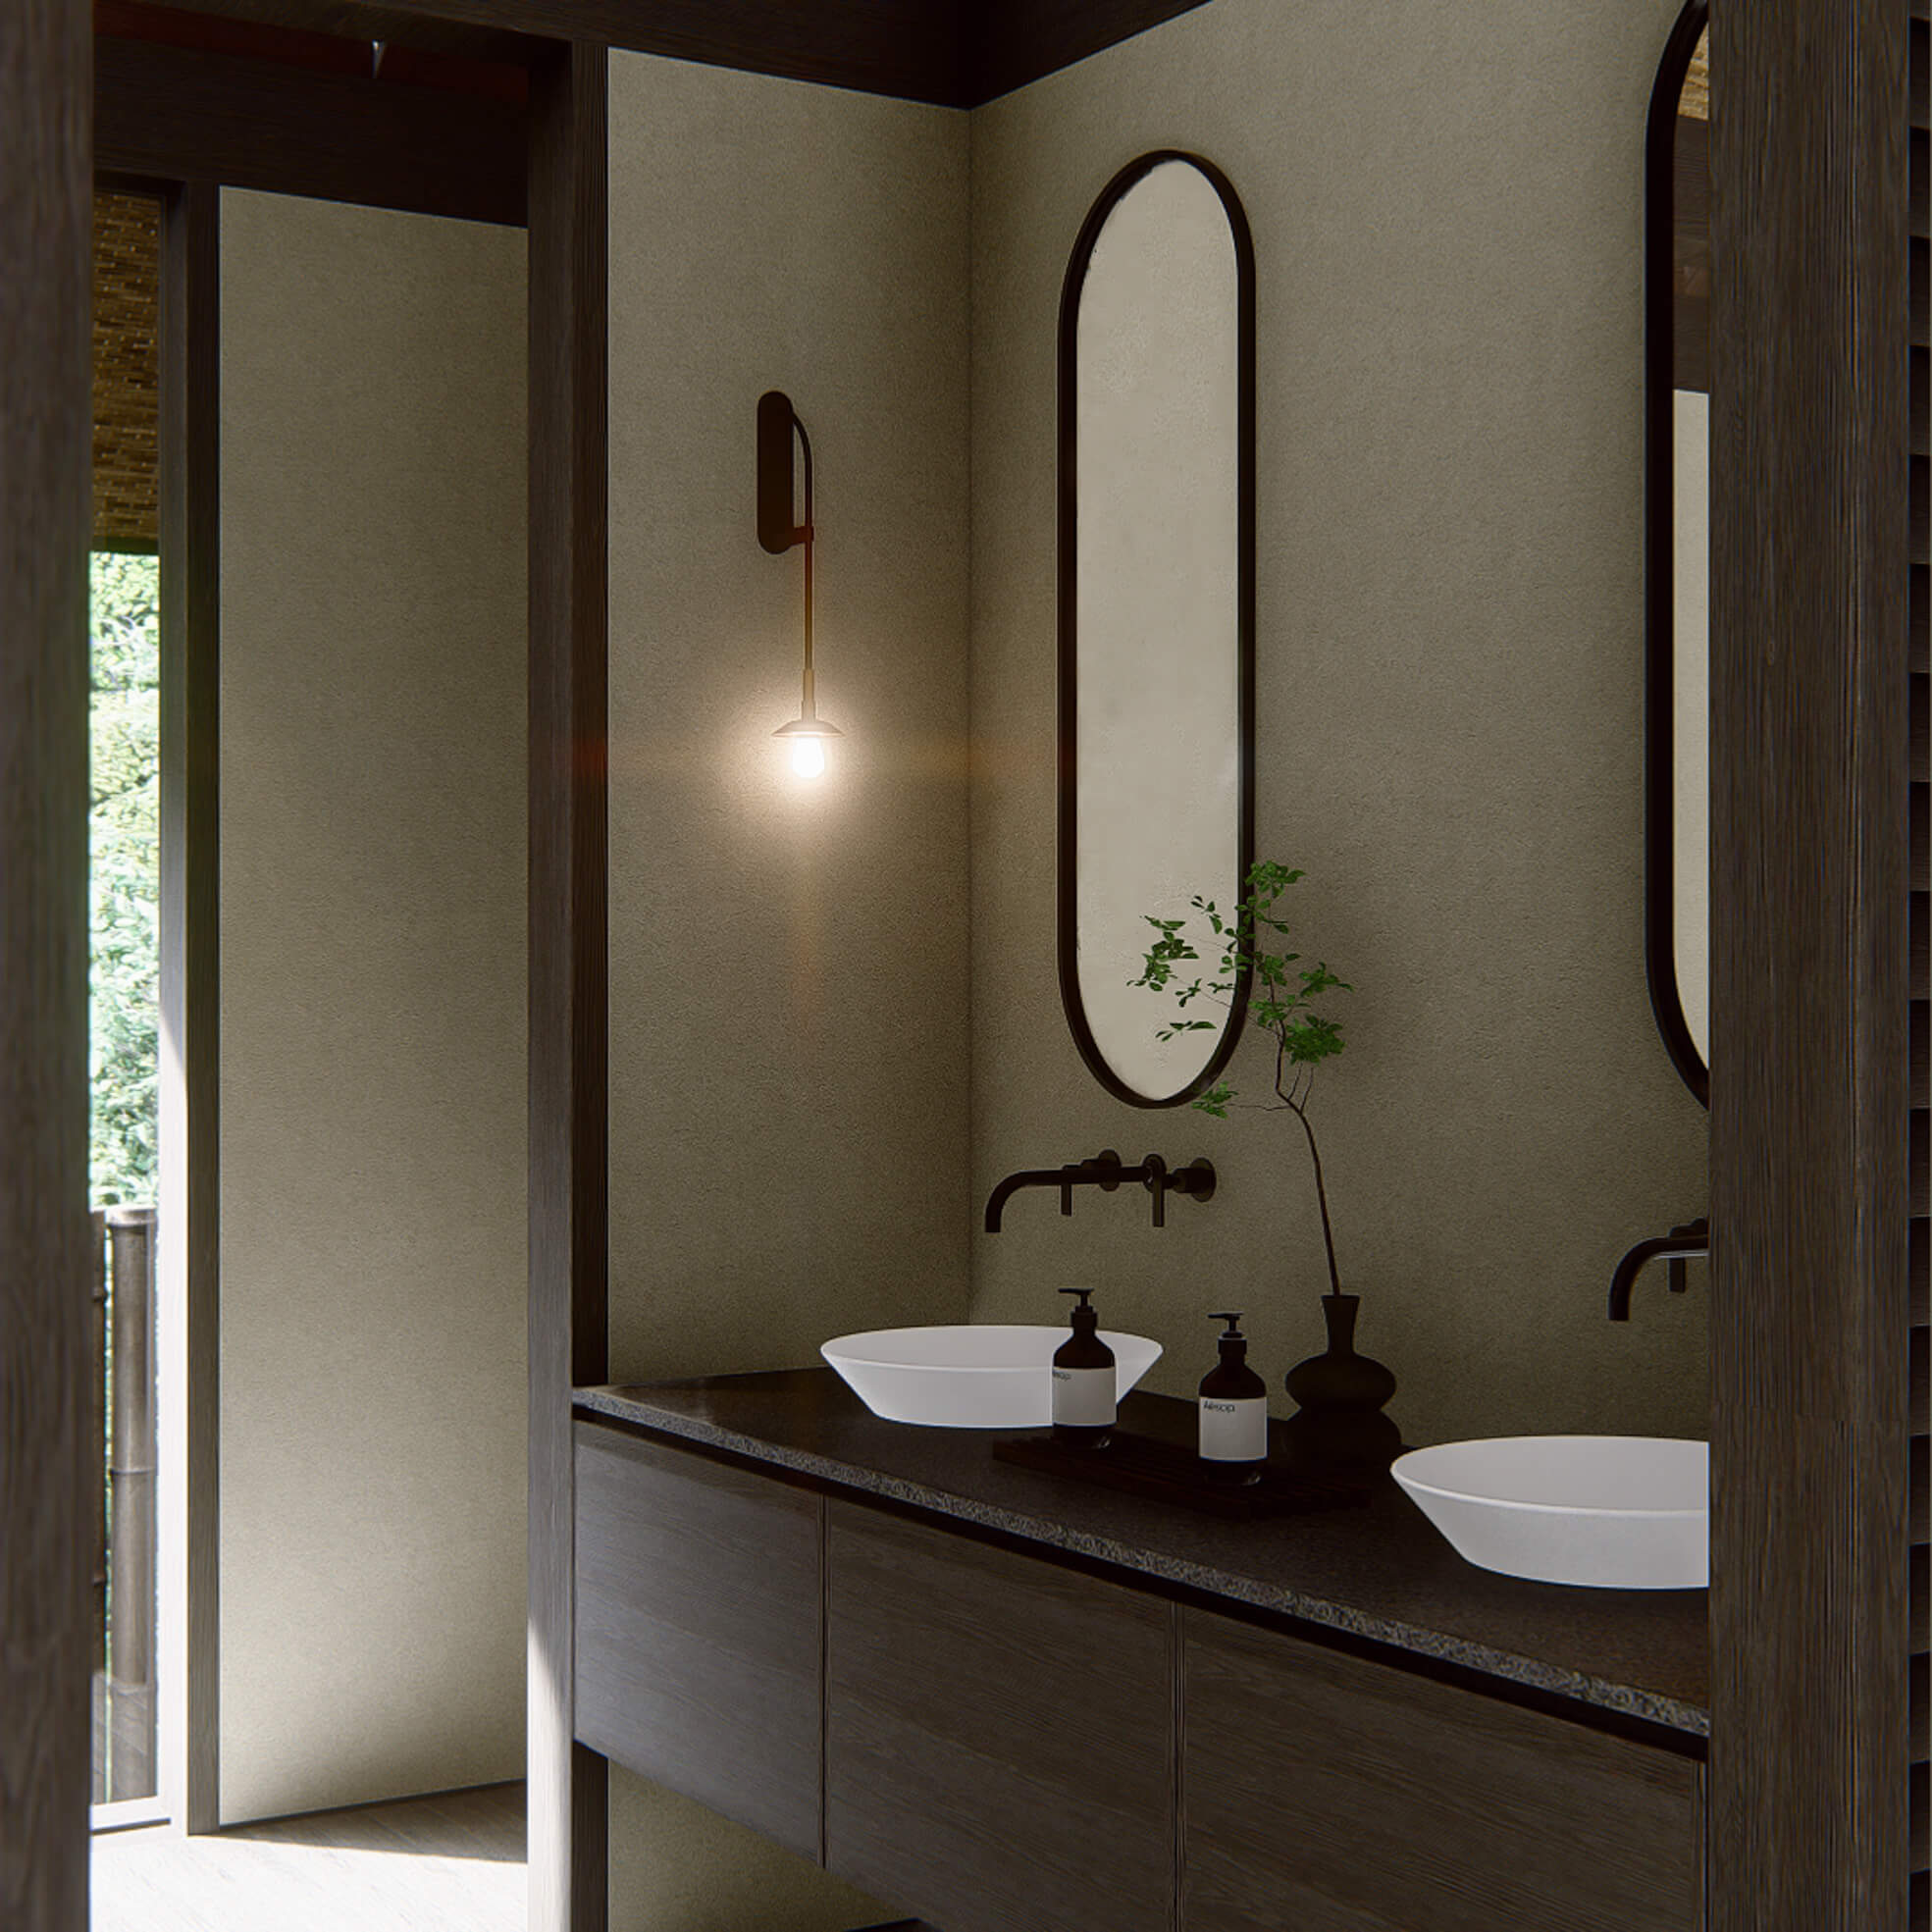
[821,1324,1162,1429]
[1392,1436,1707,1590]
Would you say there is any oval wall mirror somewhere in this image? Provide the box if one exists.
[1058,151,1256,1107]
[1645,2,1710,1107]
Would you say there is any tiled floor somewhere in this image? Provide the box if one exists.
[91,1780,526,1932]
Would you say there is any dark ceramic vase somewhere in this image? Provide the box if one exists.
[1281,1292,1402,1478]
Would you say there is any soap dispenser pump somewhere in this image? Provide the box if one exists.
[1052,1287,1116,1448]
[1198,1312,1269,1485]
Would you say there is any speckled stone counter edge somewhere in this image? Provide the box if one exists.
[572,1385,1709,1740]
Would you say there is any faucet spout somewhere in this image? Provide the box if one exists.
[984,1168,1073,1233]
[1608,1218,1708,1320]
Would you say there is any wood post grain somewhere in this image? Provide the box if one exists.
[0,0,96,1919]
[1709,0,1912,1922]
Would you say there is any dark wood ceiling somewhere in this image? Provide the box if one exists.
[98,0,1215,108]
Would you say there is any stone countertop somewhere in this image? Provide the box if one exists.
[574,1368,1708,1742]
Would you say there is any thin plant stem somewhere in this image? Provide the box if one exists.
[1285,1094,1343,1298]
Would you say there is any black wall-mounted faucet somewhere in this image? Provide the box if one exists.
[983,1148,1217,1233]
[1608,1217,1708,1320]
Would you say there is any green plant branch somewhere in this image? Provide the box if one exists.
[1133,859,1353,1299]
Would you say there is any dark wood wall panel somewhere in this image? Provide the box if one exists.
[0,0,94,1920]
[526,39,608,1932]
[1709,0,1911,1928]
[96,32,526,224]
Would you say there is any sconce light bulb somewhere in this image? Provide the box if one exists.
[790,734,826,779]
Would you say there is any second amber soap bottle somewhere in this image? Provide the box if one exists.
[1198,1311,1269,1485]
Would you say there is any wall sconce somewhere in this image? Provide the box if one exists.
[758,390,842,778]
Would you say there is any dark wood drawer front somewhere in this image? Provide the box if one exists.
[573,1423,821,1860]
[825,1500,1175,1932]
[1182,1606,1700,1932]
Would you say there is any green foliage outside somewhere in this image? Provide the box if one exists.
[1134,861,1354,1297]
[90,550,161,1208]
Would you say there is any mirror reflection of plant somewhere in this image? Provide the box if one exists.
[1132,860,1352,1297]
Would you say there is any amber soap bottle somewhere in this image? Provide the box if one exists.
[1198,1311,1269,1485]
[1052,1287,1116,1448]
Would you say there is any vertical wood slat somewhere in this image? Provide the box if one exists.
[158,178,222,1836]
[0,0,95,1919]
[1709,1,1911,1929]
[1908,19,1924,1932]
[526,40,608,1932]
[1915,20,1931,1929]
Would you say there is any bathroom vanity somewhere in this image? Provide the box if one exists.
[571,1369,1705,1932]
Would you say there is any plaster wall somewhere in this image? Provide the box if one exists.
[604,49,971,1930]
[967,0,1710,1445]
[217,192,528,1822]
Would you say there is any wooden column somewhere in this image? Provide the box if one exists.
[527,39,609,1932]
[1709,0,1912,1923]
[0,0,95,1923]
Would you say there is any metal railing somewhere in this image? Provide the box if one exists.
[92,1204,156,1805]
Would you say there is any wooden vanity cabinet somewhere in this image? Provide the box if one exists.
[572,1420,1704,1932]
[823,1500,1175,1932]
[572,1423,823,1860]
[1182,1606,1702,1932]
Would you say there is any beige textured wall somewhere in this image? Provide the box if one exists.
[605,50,970,1931]
[968,0,1709,1447]
[218,191,527,1824]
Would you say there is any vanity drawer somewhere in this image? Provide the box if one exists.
[824,1500,1175,1932]
[572,1422,822,1860]
[1181,1604,1701,1931]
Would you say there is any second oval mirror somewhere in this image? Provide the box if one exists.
[1058,151,1255,1107]
[1645,3,1709,1107]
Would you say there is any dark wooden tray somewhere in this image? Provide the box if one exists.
[992,1429,1376,1520]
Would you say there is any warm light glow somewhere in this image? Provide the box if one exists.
[789,734,826,779]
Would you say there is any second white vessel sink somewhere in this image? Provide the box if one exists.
[1391,1436,1707,1590]
[821,1324,1163,1429]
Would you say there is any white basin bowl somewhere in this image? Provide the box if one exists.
[821,1324,1163,1429]
[1392,1436,1707,1590]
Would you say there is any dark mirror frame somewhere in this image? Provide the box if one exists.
[1644,0,1710,1110]
[1056,148,1257,1110]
